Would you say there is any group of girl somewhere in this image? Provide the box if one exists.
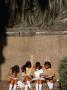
[8,61,56,90]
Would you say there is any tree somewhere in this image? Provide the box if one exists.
[59,57,67,90]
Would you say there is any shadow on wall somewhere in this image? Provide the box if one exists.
[0,0,10,80]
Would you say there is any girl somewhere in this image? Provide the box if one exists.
[8,65,20,90]
[33,62,44,90]
[44,61,55,90]
[21,61,33,90]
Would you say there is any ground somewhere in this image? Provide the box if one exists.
[0,80,60,90]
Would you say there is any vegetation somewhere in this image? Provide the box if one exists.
[59,57,67,90]
[5,0,65,27]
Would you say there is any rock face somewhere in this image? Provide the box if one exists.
[64,0,67,5]
[7,0,67,30]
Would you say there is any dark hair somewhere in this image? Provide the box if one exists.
[21,61,31,73]
[25,61,31,68]
[14,65,20,73]
[21,65,26,73]
[44,61,51,68]
[35,62,42,70]
[11,65,20,75]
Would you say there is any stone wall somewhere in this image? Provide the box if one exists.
[1,32,67,80]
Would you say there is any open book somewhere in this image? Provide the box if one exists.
[34,69,44,77]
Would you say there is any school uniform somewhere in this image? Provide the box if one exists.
[8,69,20,90]
[22,67,34,90]
[43,68,57,90]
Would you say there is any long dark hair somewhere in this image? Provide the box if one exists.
[21,65,26,73]
[21,61,32,73]
[11,65,20,76]
[25,61,31,68]
[35,62,42,70]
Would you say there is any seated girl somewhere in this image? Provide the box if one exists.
[8,65,20,90]
[21,61,33,90]
[33,62,44,90]
[43,61,55,90]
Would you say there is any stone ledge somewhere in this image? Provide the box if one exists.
[6,31,67,36]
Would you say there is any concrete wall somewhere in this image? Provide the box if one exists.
[1,33,67,80]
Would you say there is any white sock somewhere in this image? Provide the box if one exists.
[13,84,17,90]
[47,82,53,90]
[36,84,38,90]
[27,81,31,88]
[39,84,42,90]
[25,85,28,90]
[9,84,13,90]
